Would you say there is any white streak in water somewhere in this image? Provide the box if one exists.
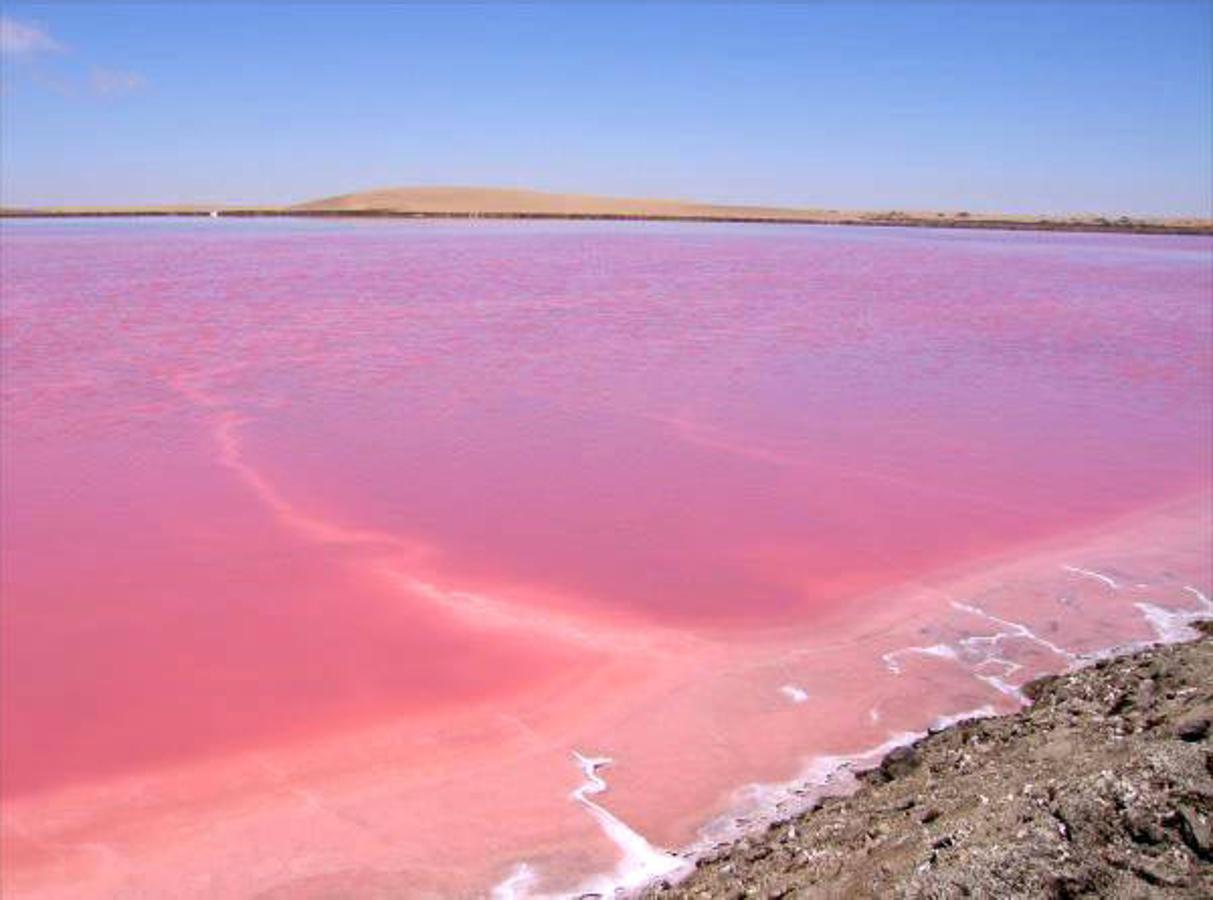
[490,863,538,900]
[1133,584,1213,644]
[950,601,1076,662]
[175,378,684,656]
[881,643,959,675]
[567,752,687,893]
[1061,565,1120,589]
[947,600,1076,702]
[883,601,1077,706]
[494,754,689,898]
[779,685,809,704]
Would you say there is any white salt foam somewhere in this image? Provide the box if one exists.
[1133,585,1213,644]
[779,684,809,703]
[490,863,538,900]
[1061,564,1120,589]
[881,600,1077,706]
[881,643,959,675]
[492,752,689,898]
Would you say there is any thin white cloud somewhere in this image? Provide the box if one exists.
[0,16,63,58]
[2,16,145,101]
[89,66,146,96]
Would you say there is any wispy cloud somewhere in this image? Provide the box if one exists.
[89,66,146,96]
[0,16,63,58]
[0,16,146,100]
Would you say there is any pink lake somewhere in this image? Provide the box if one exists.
[1,219,1210,898]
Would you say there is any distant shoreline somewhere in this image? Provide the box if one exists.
[3,207,1210,235]
[5,184,1210,235]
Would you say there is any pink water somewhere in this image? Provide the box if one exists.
[2,219,1210,898]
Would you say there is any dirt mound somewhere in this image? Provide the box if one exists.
[291,185,813,219]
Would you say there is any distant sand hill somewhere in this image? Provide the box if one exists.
[288,186,1212,233]
[291,185,829,220]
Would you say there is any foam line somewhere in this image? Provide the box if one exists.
[695,729,925,849]
[1061,564,1120,589]
[881,643,958,675]
[490,863,538,900]
[571,751,612,801]
[174,377,426,556]
[494,753,690,898]
[779,684,809,703]
[950,600,1076,661]
[971,656,1022,677]
[693,701,1001,863]
[883,601,1078,705]
[176,377,684,655]
[1133,585,1212,643]
[1184,585,1211,608]
[567,752,688,893]
[1063,585,1212,666]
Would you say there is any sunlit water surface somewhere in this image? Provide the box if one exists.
[2,219,1210,898]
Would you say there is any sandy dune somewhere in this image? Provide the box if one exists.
[288,186,1212,232]
[291,185,829,219]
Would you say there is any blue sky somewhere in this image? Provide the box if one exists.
[1,1,1210,215]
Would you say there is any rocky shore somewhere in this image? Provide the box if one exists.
[646,622,1212,899]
